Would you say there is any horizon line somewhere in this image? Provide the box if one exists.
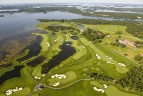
[0,2,143,5]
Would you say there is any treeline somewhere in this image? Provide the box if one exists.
[37,19,66,22]
[116,65,143,92]
[134,41,143,48]
[21,7,82,14]
[90,72,114,81]
[22,6,143,19]
[71,19,143,38]
[82,28,106,43]
[134,54,143,64]
[47,25,75,32]
[89,12,143,19]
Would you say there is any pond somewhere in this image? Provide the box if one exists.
[71,36,78,40]
[0,65,24,84]
[42,42,76,73]
[27,56,46,67]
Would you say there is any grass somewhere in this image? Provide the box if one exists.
[0,21,142,96]
[11,87,31,96]
[90,81,103,88]
[40,80,106,96]
[80,37,128,77]
[95,43,136,67]
[105,85,139,96]
[39,34,48,52]
[47,71,77,86]
[32,66,42,77]
[89,24,143,61]
[0,94,5,96]
[0,67,36,93]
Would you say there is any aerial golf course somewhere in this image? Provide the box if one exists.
[0,20,143,96]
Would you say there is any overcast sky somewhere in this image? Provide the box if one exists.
[0,0,143,4]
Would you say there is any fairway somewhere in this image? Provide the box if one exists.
[105,85,139,96]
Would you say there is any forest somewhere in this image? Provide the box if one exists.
[116,65,143,92]
[82,28,106,43]
[71,19,143,38]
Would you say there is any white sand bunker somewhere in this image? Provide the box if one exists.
[93,87,105,93]
[6,87,23,96]
[93,84,108,93]
[96,54,101,60]
[103,84,108,88]
[47,42,50,47]
[53,82,60,87]
[118,63,126,67]
[51,74,66,79]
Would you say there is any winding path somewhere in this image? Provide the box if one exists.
[27,78,93,96]
[43,78,94,90]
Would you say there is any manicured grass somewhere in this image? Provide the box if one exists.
[89,24,143,61]
[0,94,5,96]
[40,80,106,96]
[95,43,136,67]
[47,71,77,86]
[90,81,103,88]
[31,93,39,96]
[105,85,139,96]
[39,34,48,52]
[1,21,141,96]
[32,66,42,77]
[11,87,31,96]
[80,37,128,77]
[0,67,36,93]
[52,34,64,52]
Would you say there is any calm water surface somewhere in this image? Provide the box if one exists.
[0,11,143,41]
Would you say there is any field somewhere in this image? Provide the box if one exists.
[0,21,142,96]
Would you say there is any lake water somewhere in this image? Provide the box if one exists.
[0,11,143,41]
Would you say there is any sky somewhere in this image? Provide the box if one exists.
[0,0,143,4]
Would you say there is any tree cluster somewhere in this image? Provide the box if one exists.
[134,54,143,64]
[116,66,143,92]
[134,41,143,48]
[47,25,75,32]
[71,19,143,38]
[111,39,126,48]
[82,28,106,43]
[90,72,114,81]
